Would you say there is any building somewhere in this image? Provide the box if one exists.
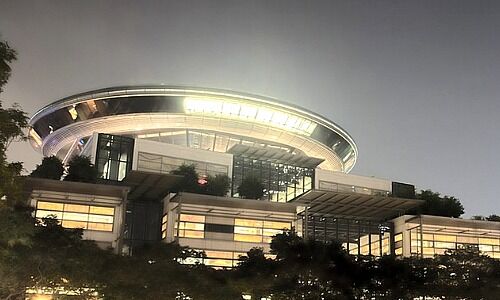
[26,85,500,266]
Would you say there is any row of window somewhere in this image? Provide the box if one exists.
[318,180,389,196]
[407,229,500,258]
[35,201,115,232]
[137,152,229,177]
[179,249,277,269]
[172,214,291,243]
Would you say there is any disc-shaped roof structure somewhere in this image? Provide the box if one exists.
[28,86,358,172]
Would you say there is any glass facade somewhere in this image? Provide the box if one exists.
[318,180,389,196]
[232,156,314,202]
[172,214,291,243]
[404,224,500,259]
[138,129,298,154]
[96,133,134,181]
[304,216,392,256]
[137,152,229,177]
[35,201,115,232]
[234,218,291,243]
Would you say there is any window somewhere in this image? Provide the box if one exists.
[96,134,134,181]
[175,214,205,239]
[234,218,291,243]
[35,201,114,232]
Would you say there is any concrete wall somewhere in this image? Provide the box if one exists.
[30,189,125,250]
[315,169,392,192]
[133,138,233,177]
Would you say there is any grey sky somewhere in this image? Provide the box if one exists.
[1,0,499,216]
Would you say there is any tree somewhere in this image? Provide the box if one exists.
[237,174,264,200]
[409,190,464,218]
[486,214,500,222]
[30,156,64,180]
[204,174,230,196]
[64,155,98,183]
[0,37,28,206]
[0,37,17,93]
[170,164,203,193]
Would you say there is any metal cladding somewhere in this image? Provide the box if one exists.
[28,86,358,172]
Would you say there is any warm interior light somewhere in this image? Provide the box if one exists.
[184,97,317,136]
[68,106,78,120]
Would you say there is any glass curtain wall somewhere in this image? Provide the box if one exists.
[304,216,392,257]
[96,133,134,181]
[232,156,314,202]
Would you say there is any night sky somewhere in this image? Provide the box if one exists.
[1,0,499,216]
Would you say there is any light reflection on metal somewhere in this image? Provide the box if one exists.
[184,97,317,136]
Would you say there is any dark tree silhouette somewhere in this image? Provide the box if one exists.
[30,156,64,180]
[170,164,202,193]
[237,174,264,200]
[204,174,230,196]
[409,190,464,218]
[64,155,98,183]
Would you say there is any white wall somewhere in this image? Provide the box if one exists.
[133,138,233,177]
[30,190,124,250]
[315,169,392,192]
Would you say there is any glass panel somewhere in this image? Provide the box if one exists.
[234,234,262,243]
[264,221,290,229]
[37,201,64,211]
[88,214,114,224]
[179,222,205,230]
[234,226,263,235]
[235,219,263,228]
[180,214,205,223]
[64,204,89,213]
[205,250,234,259]
[63,212,89,222]
[89,206,115,215]
[181,230,204,238]
[62,220,87,229]
[87,222,113,231]
[36,210,63,219]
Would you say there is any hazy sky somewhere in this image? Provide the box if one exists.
[1,0,499,216]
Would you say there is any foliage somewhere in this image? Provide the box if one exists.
[0,37,17,93]
[64,155,98,183]
[171,164,202,193]
[233,231,500,300]
[0,102,28,205]
[30,156,64,180]
[408,190,464,218]
[237,174,264,200]
[171,164,231,197]
[486,214,500,222]
[204,174,230,196]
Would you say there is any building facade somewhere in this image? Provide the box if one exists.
[26,85,500,265]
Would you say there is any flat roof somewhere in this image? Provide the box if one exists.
[404,214,500,232]
[170,192,298,214]
[228,144,324,168]
[292,189,423,221]
[23,177,129,199]
[122,170,182,200]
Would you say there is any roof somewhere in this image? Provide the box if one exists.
[292,189,423,221]
[228,144,324,168]
[170,192,298,214]
[122,170,182,200]
[28,85,358,172]
[404,214,500,232]
[23,177,129,199]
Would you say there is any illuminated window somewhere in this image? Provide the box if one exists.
[234,218,291,244]
[184,97,317,136]
[175,214,205,239]
[35,201,114,232]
